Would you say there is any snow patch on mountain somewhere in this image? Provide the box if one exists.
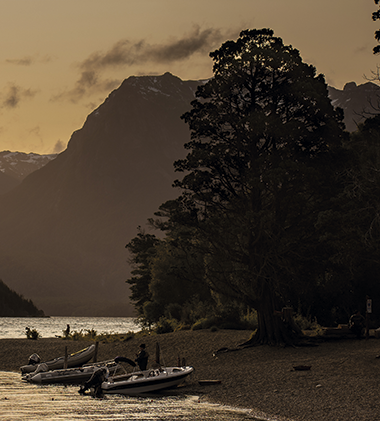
[0,151,57,181]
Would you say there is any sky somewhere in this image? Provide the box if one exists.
[0,0,378,155]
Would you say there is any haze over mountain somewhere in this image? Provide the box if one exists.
[0,73,200,316]
[0,75,378,316]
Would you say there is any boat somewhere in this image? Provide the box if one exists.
[22,359,122,385]
[20,344,96,374]
[101,366,194,396]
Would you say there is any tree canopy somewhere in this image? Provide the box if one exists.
[128,29,380,345]
[373,0,380,54]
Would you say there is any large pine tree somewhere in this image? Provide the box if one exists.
[158,29,346,345]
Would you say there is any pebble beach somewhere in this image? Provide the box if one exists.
[1,330,380,421]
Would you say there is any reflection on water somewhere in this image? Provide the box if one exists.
[0,317,139,339]
[0,372,256,421]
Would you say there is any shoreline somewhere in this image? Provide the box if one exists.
[1,330,380,420]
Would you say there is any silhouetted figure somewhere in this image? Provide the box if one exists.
[349,310,365,339]
[64,324,70,337]
[135,343,149,371]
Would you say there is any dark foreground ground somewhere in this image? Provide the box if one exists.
[1,330,380,421]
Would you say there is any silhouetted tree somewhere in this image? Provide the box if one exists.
[373,0,380,54]
[156,29,346,345]
[125,227,160,321]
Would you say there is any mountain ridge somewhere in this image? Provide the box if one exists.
[0,73,199,316]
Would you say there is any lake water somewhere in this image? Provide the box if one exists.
[0,372,257,421]
[0,317,139,339]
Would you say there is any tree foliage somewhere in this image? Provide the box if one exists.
[154,29,346,345]
[373,0,380,54]
[126,225,214,327]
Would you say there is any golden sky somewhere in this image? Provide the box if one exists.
[0,0,378,154]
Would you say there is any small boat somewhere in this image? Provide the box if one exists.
[23,360,122,385]
[101,366,194,396]
[20,344,96,374]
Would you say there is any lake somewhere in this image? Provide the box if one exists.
[0,316,139,339]
[0,372,257,421]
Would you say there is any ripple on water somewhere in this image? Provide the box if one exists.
[0,372,258,421]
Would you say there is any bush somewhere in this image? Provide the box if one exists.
[155,317,177,334]
[25,327,40,340]
[293,313,322,333]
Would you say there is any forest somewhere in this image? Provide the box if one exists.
[0,279,45,317]
[126,29,380,345]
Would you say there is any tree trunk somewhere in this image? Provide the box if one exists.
[242,287,303,347]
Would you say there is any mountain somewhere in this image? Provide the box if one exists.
[328,81,380,132]
[0,151,57,194]
[0,73,200,316]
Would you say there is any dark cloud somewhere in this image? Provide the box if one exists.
[1,84,38,108]
[80,26,225,70]
[5,56,34,66]
[56,26,237,102]
[5,54,53,66]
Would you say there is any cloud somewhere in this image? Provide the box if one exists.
[5,56,34,66]
[80,26,226,70]
[1,83,38,108]
[5,54,53,66]
[56,26,237,102]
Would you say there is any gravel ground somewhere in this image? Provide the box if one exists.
[1,330,380,421]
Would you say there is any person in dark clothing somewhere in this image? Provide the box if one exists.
[135,343,149,371]
[349,310,365,339]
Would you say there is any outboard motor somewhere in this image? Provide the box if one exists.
[79,367,109,398]
[28,353,41,365]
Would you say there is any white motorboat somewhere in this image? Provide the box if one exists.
[20,344,96,374]
[23,359,122,385]
[101,366,194,395]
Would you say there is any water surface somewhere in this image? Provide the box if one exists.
[0,317,139,339]
[0,372,257,421]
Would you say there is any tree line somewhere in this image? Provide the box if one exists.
[126,29,380,345]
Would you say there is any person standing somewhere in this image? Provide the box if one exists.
[135,344,149,370]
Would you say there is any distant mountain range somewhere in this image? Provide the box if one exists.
[328,81,380,131]
[0,151,56,195]
[0,75,378,316]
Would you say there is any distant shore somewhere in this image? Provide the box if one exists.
[1,330,380,421]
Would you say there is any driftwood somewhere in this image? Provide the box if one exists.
[198,380,222,385]
[293,365,311,371]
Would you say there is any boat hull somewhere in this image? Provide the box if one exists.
[102,366,194,396]
[23,360,121,385]
[20,344,96,374]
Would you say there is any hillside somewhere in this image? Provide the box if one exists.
[0,151,56,194]
[0,279,45,317]
[0,73,199,316]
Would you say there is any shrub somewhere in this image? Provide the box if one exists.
[155,317,177,334]
[25,327,40,340]
[293,313,322,333]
